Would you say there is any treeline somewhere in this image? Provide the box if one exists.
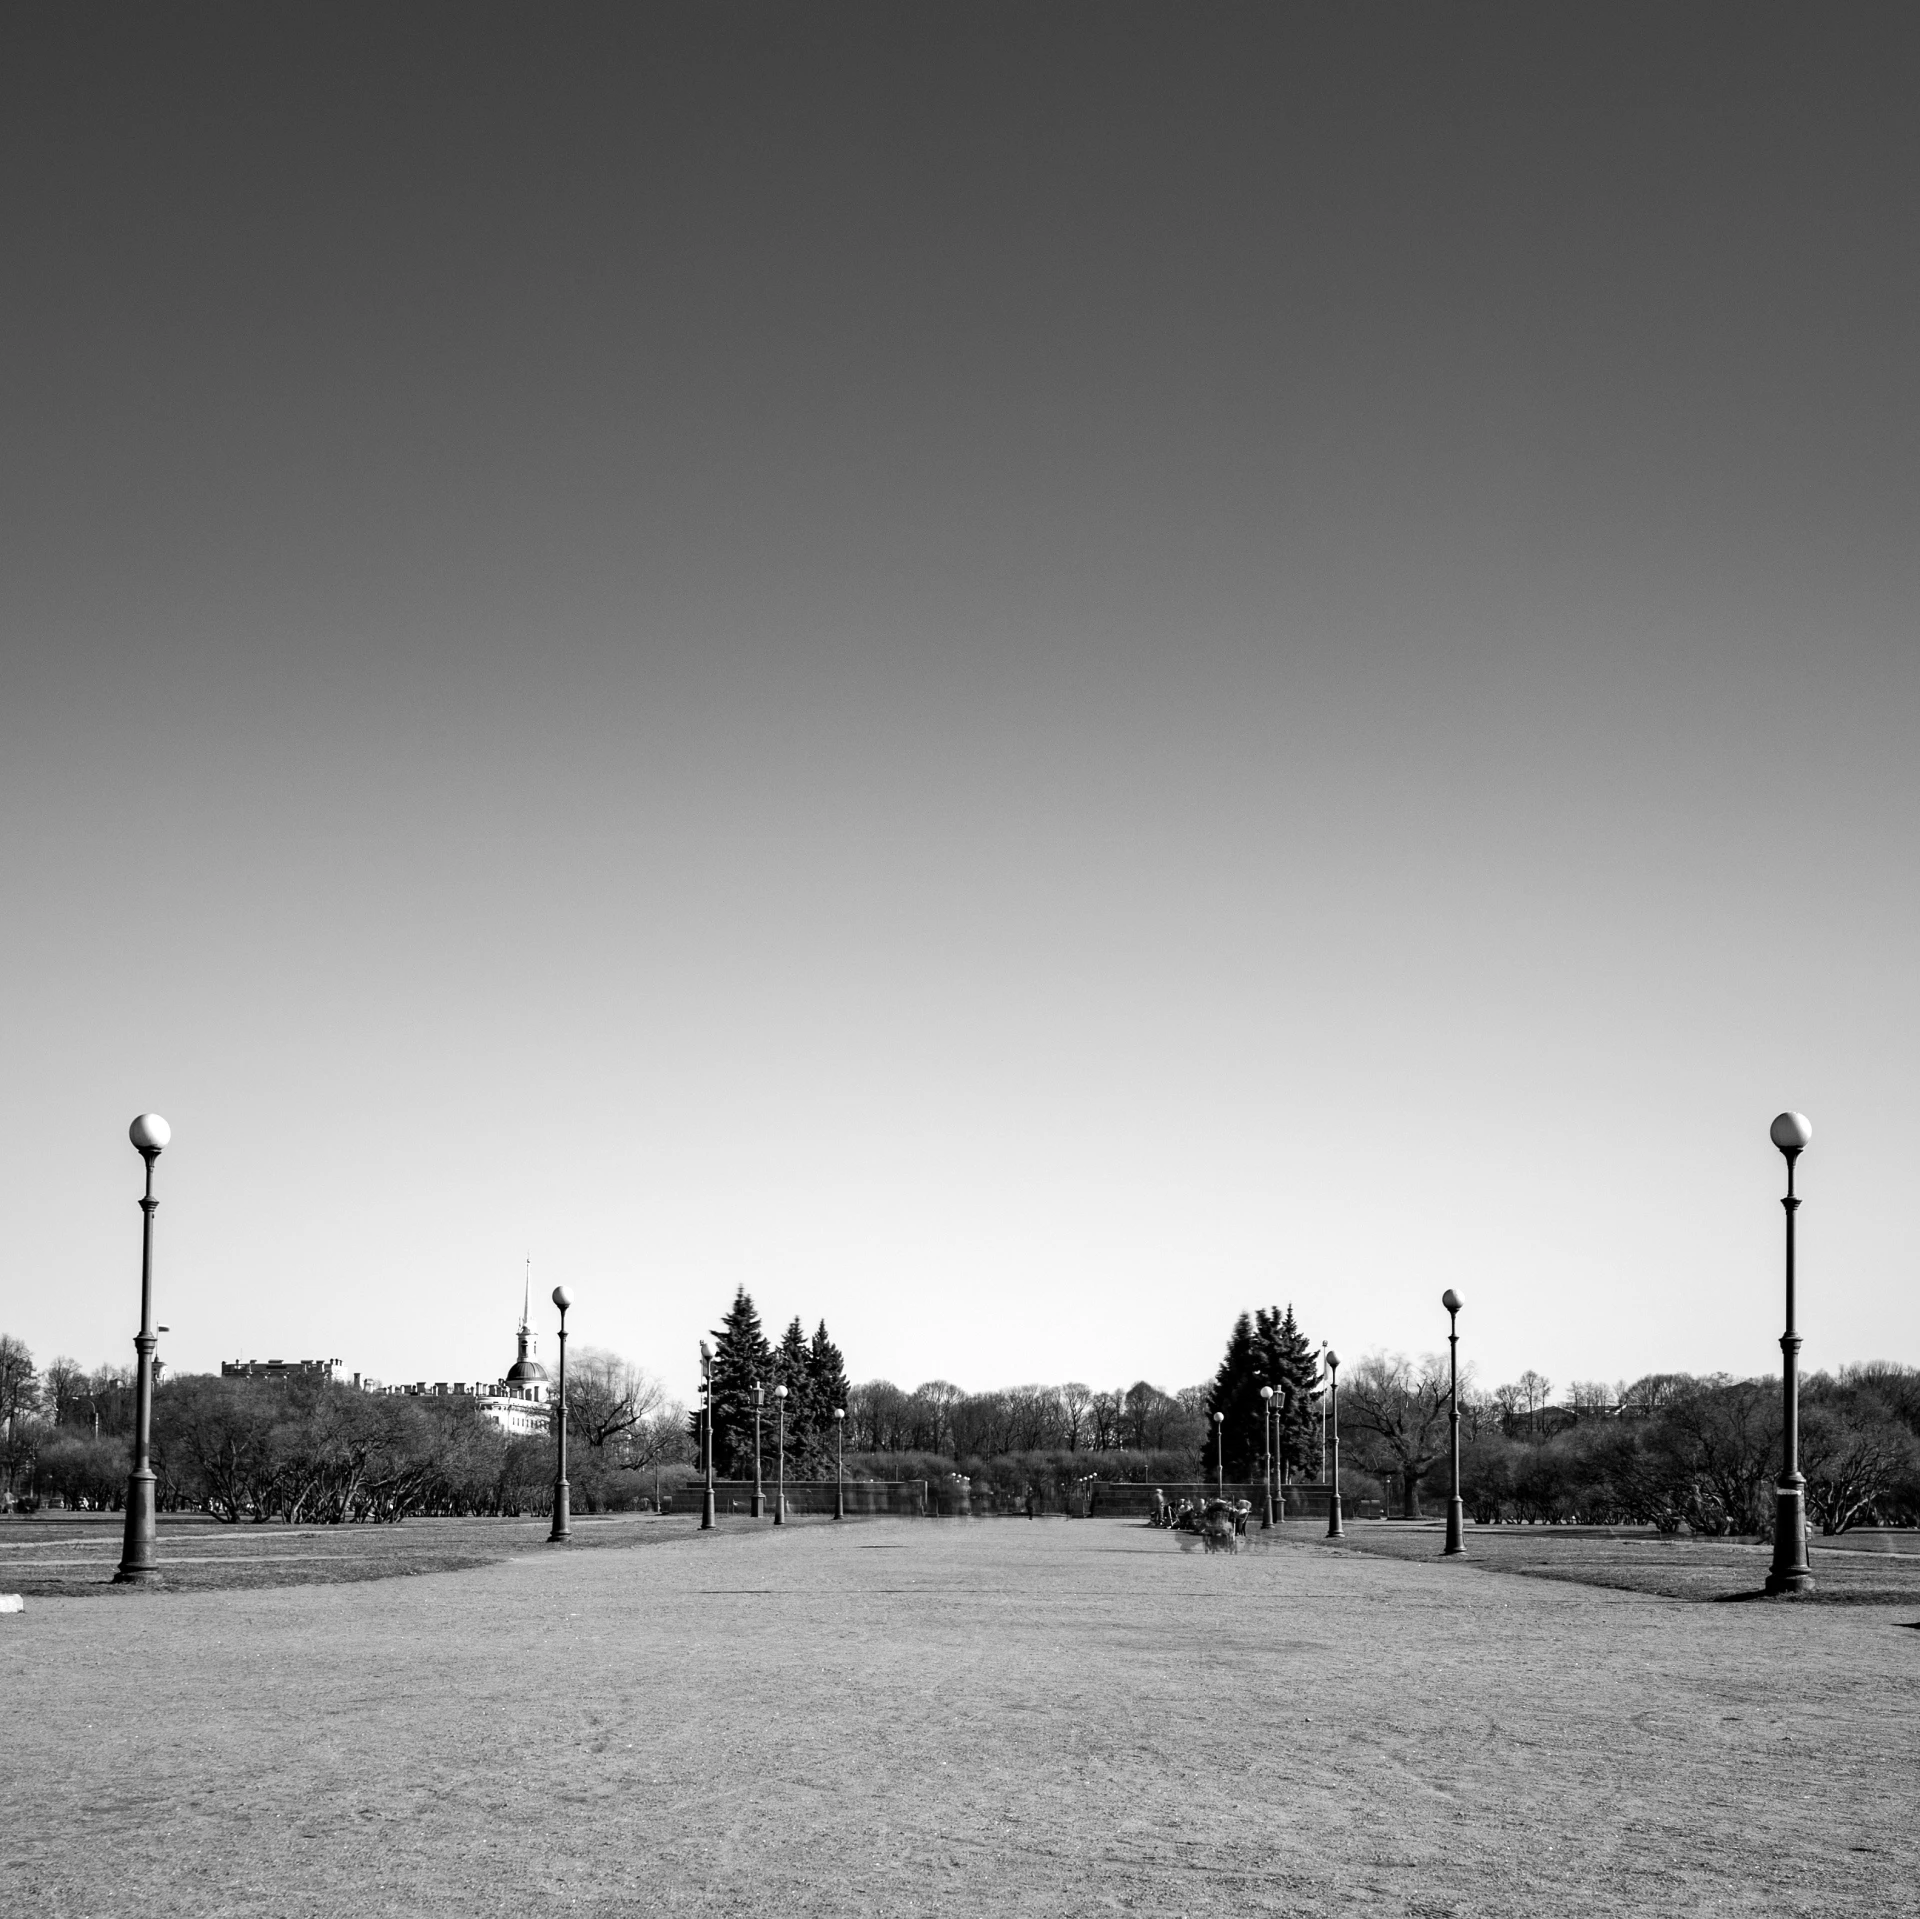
[0,1333,694,1520]
[1342,1354,1920,1532]
[843,1378,1210,1460]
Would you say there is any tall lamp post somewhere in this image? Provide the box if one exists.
[115,1113,170,1585]
[699,1340,716,1531]
[1766,1111,1815,1595]
[834,1407,846,1519]
[752,1382,765,1519]
[1317,1344,1328,1480]
[1259,1385,1275,1529]
[1442,1289,1465,1556]
[1325,1350,1345,1538]
[774,1383,788,1525]
[548,1285,572,1543]
[1213,1410,1224,1495]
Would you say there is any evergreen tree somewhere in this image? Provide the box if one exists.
[1256,1304,1322,1481]
[804,1320,850,1473]
[771,1315,814,1469]
[697,1287,774,1478]
[1202,1312,1268,1482]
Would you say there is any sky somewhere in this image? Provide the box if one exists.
[3,3,1917,1409]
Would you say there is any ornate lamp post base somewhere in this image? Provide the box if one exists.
[113,1469,158,1584]
[1765,1482,1814,1594]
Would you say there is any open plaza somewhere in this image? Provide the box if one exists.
[5,1514,1917,1917]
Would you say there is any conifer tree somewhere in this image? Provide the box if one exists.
[699,1287,773,1478]
[804,1321,850,1473]
[772,1314,814,1466]
[1256,1303,1322,1481]
[1202,1311,1268,1483]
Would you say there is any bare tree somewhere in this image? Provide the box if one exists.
[1342,1353,1453,1517]
[909,1381,964,1454]
[1802,1400,1920,1535]
[564,1346,665,1453]
[0,1334,39,1499]
[1057,1382,1093,1452]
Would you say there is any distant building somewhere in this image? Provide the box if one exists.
[224,1281,555,1437]
[221,1358,340,1383]
[361,1283,554,1437]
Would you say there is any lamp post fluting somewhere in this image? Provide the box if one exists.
[1766,1111,1815,1595]
[752,1382,765,1519]
[548,1286,572,1543]
[115,1113,170,1585]
[1213,1410,1224,1495]
[1259,1385,1275,1529]
[1442,1289,1465,1556]
[834,1407,846,1519]
[699,1340,716,1531]
[774,1383,788,1524]
[1325,1350,1345,1539]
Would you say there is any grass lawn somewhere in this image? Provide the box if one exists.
[0,1510,701,1598]
[4,1515,1917,1916]
[1322,1517,1920,1605]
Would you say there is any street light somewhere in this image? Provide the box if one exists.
[1212,1409,1224,1495]
[1441,1289,1465,1556]
[752,1381,765,1519]
[699,1340,716,1531]
[1766,1111,1815,1595]
[548,1286,572,1543]
[1317,1343,1328,1480]
[774,1383,789,1525]
[1259,1385,1275,1529]
[834,1406,846,1519]
[1325,1350,1345,1539]
[115,1113,169,1585]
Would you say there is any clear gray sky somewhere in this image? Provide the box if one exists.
[4,4,1916,1405]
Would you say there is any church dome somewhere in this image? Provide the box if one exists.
[507,1354,549,1383]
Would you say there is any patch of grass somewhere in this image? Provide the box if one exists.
[1310,1518,1920,1604]
[0,1510,712,1597]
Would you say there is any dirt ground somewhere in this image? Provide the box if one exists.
[5,1517,1916,1918]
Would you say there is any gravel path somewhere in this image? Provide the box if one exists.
[5,1518,1916,1916]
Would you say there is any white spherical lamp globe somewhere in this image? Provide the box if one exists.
[551,1284,572,1311]
[775,1383,788,1400]
[1770,1111,1813,1154]
[1260,1384,1273,1401]
[129,1113,171,1153]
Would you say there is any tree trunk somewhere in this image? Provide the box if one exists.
[1402,1465,1422,1519]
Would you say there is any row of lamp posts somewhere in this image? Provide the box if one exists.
[101,1110,1816,1584]
[697,1360,847,1528]
[1253,1370,1343,1539]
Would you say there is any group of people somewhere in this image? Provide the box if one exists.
[1148,1489,1253,1542]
